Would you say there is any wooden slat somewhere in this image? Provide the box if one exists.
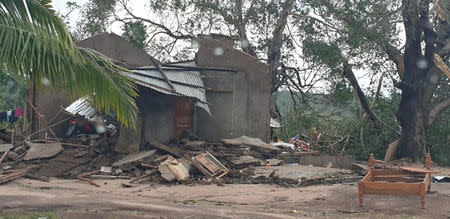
[374,176,424,182]
[373,169,407,175]
[362,182,421,195]
[196,155,220,174]
[400,167,440,174]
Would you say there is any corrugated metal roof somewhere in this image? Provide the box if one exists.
[65,62,211,120]
[128,61,211,115]
[64,96,97,121]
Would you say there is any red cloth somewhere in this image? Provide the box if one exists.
[14,108,24,117]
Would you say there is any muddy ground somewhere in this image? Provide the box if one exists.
[0,178,449,218]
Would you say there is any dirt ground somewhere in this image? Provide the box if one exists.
[0,178,449,219]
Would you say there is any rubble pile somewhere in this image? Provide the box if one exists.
[0,128,356,187]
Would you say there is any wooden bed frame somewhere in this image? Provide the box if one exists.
[358,153,438,208]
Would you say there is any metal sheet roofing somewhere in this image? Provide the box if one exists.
[127,61,211,115]
[64,96,97,121]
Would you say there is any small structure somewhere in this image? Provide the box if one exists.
[36,33,271,154]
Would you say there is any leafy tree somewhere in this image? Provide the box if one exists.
[0,0,138,128]
[122,21,149,49]
[73,0,116,40]
[294,0,450,161]
[0,69,28,110]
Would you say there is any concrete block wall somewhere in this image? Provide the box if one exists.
[195,36,271,142]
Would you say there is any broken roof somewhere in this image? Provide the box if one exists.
[64,96,97,121]
[127,61,211,115]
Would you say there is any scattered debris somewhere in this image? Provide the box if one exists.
[0,166,36,184]
[266,159,282,166]
[112,150,157,167]
[90,175,130,179]
[77,170,100,187]
[433,176,450,182]
[121,182,133,188]
[23,142,63,161]
[150,141,185,157]
[130,169,157,183]
[352,163,370,176]
[100,166,112,173]
[158,156,189,182]
[184,141,207,149]
[0,144,13,152]
[0,117,359,187]
[188,152,228,179]
[231,156,262,166]
[222,136,281,157]
[0,150,8,165]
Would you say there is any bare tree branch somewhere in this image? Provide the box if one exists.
[428,98,450,126]
[117,0,193,40]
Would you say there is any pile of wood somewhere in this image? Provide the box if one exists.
[0,130,331,187]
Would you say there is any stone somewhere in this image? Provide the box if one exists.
[23,142,63,161]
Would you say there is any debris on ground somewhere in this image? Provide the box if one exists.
[433,176,450,182]
[158,156,189,182]
[23,141,63,160]
[0,120,359,187]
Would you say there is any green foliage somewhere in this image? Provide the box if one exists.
[73,0,116,40]
[0,69,28,110]
[302,39,344,69]
[275,90,450,166]
[332,81,354,105]
[122,21,148,49]
[0,0,138,128]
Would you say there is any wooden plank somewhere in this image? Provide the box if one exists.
[0,168,30,184]
[196,155,220,174]
[373,169,408,175]
[374,176,423,183]
[400,167,440,174]
[185,155,214,177]
[150,141,184,157]
[361,170,373,182]
[0,150,9,165]
[362,182,421,195]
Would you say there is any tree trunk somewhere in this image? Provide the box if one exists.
[396,0,429,162]
[396,45,428,161]
[397,96,427,161]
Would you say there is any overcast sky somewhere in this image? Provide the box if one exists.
[52,0,382,93]
[53,0,151,34]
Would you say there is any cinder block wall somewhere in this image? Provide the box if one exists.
[195,36,271,142]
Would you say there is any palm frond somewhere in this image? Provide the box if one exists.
[0,0,138,128]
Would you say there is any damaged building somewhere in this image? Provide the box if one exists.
[35,32,271,154]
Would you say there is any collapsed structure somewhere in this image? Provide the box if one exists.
[35,32,272,154]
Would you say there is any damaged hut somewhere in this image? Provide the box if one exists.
[33,32,271,154]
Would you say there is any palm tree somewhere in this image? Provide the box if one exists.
[0,0,138,128]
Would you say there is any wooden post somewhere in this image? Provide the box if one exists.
[358,182,364,207]
[369,154,375,170]
[420,182,426,209]
[426,153,432,169]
